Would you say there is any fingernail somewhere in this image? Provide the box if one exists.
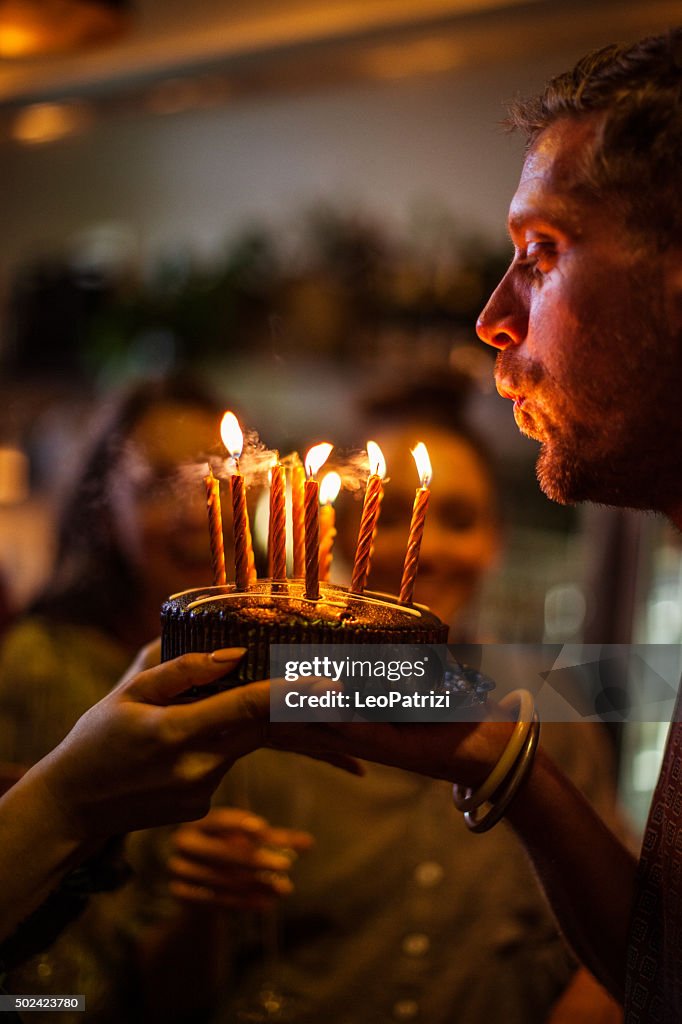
[211,647,247,663]
[257,852,292,871]
[258,872,294,894]
[241,815,266,832]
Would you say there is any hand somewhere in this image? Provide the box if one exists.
[168,807,314,911]
[31,647,272,841]
[266,679,513,790]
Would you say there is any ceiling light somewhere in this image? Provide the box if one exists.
[11,100,92,144]
[0,0,130,58]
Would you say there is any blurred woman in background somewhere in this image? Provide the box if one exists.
[341,373,502,636]
[0,376,224,764]
[0,376,310,1023]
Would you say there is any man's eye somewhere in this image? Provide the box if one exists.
[520,240,556,279]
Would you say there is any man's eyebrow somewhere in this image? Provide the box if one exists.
[507,205,581,239]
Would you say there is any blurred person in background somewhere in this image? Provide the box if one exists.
[345,372,502,637]
[0,376,312,1022]
[0,376,225,762]
[164,372,623,1024]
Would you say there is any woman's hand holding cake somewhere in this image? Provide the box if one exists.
[0,645,270,942]
[36,646,273,839]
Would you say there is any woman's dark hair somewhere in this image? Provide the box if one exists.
[507,27,682,247]
[31,375,226,634]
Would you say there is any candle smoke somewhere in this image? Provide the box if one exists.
[207,428,279,486]
[121,439,389,501]
[334,450,391,496]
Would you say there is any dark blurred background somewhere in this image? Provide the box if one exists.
[0,0,680,828]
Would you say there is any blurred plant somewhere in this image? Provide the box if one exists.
[2,205,509,381]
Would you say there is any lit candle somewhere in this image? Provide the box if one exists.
[303,442,333,600]
[221,411,256,592]
[290,455,306,578]
[349,441,386,595]
[319,471,342,583]
[399,442,432,605]
[204,464,226,586]
[269,457,287,581]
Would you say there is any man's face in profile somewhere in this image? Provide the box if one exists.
[476,115,682,515]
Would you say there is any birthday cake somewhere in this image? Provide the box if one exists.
[161,579,449,685]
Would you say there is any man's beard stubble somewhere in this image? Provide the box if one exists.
[495,336,682,514]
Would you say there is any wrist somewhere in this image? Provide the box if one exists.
[449,691,540,833]
[14,757,104,854]
[446,719,517,788]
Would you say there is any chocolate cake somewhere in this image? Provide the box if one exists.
[161,579,449,685]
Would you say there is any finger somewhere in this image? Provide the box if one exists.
[136,638,162,672]
[269,676,356,723]
[266,721,412,775]
[181,812,315,856]
[259,826,315,852]
[125,649,247,704]
[168,859,294,896]
[173,831,295,872]
[267,720,356,757]
[301,752,365,775]
[189,811,314,851]
[168,880,280,911]
[190,808,268,835]
[171,679,271,742]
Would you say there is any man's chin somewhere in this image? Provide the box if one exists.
[513,405,544,442]
[534,443,575,505]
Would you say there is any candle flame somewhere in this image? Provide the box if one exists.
[305,442,333,479]
[411,442,432,487]
[320,471,342,505]
[220,411,243,458]
[366,440,386,479]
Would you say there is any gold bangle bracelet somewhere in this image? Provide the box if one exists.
[452,689,535,813]
[463,713,540,833]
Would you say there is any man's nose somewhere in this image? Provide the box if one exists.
[476,275,528,350]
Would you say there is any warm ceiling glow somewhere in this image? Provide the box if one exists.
[12,101,92,144]
[0,22,34,56]
[364,37,462,80]
[0,0,130,58]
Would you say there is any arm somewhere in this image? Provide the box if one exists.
[548,967,623,1023]
[269,713,636,1002]
[0,765,100,942]
[506,748,635,1002]
[0,646,270,944]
